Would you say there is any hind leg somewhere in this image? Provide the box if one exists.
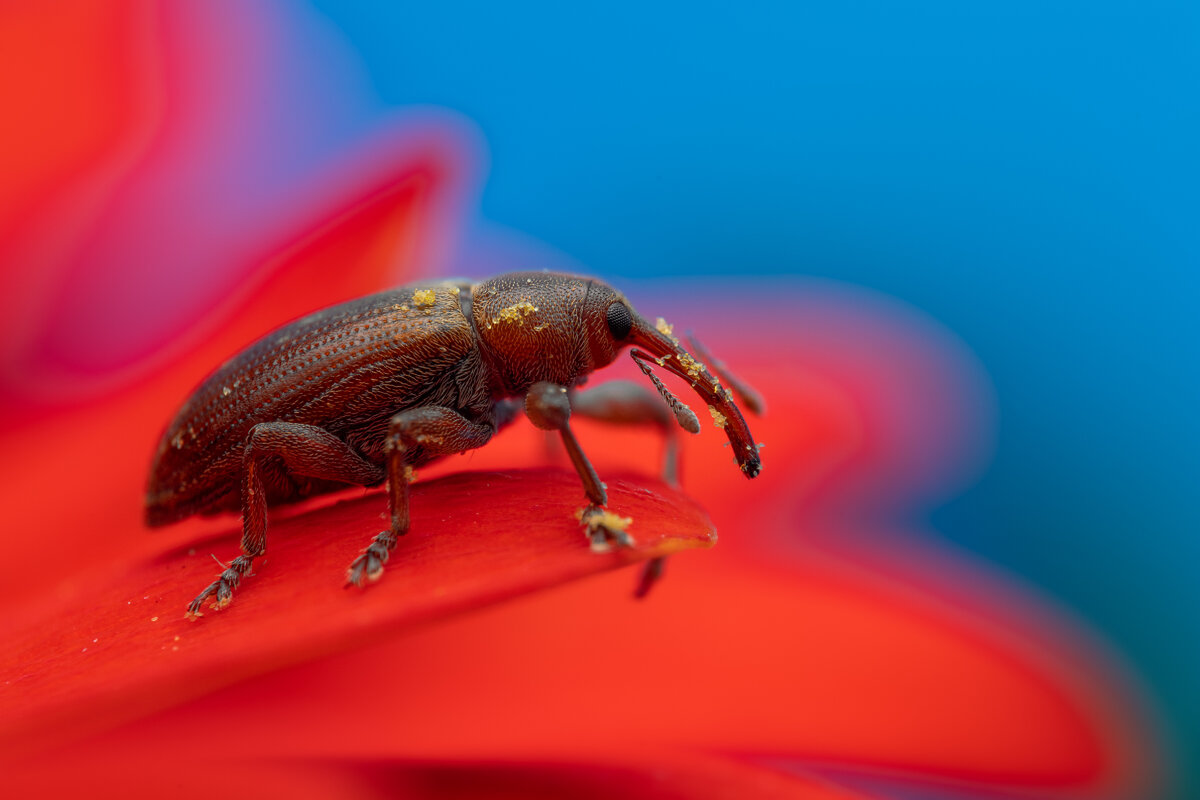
[187,422,383,618]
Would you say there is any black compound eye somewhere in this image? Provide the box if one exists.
[606,302,633,340]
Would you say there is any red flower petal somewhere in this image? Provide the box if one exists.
[13,317,1148,799]
[0,468,713,756]
[8,752,870,800]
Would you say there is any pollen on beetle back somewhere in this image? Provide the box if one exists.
[491,301,539,326]
[412,289,436,308]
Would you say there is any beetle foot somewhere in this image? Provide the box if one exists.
[576,505,634,552]
[346,530,400,587]
[186,554,256,619]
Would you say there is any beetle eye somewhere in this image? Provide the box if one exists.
[606,302,633,340]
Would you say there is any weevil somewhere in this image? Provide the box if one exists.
[145,271,763,617]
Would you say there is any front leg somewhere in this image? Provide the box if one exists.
[345,407,496,587]
[569,380,687,597]
[524,382,633,552]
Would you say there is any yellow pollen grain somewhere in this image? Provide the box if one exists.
[576,507,633,533]
[491,301,539,326]
[403,465,418,482]
[708,406,728,429]
[676,352,704,379]
[450,286,461,295]
[412,289,436,308]
[655,317,674,336]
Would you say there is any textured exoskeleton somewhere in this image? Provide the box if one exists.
[145,271,762,617]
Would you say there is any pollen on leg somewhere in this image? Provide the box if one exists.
[576,506,634,552]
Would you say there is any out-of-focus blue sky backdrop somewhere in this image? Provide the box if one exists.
[310,1,1196,794]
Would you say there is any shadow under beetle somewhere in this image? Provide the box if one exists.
[145,271,763,618]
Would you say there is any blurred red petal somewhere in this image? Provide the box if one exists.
[0,1,154,287]
[0,0,479,412]
[8,752,870,800]
[115,539,1138,794]
[0,468,713,756]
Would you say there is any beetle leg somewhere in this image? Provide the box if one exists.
[570,381,686,599]
[524,382,635,552]
[188,423,384,618]
[633,554,667,599]
[345,407,496,587]
[570,380,683,487]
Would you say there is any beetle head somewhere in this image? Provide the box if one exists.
[472,271,762,479]
[471,271,630,391]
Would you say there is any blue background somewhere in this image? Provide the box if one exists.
[310,2,1197,796]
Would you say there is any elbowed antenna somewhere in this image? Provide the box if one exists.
[630,352,701,433]
[626,313,762,478]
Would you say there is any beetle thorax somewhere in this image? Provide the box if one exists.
[470,273,599,397]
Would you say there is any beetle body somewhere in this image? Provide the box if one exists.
[146,282,486,524]
[147,271,761,616]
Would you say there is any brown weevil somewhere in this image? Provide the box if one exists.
[145,271,763,617]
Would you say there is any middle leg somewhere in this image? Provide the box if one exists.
[345,406,496,586]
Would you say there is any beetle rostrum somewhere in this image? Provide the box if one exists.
[145,271,762,618]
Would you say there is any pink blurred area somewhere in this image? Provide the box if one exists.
[0,2,1166,798]
[0,0,482,411]
[0,0,484,619]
